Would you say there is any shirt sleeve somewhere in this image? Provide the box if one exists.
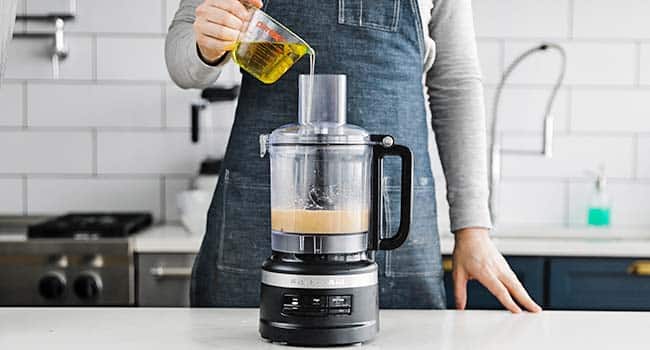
[426,0,492,232]
[165,0,229,89]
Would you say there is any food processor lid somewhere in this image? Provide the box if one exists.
[268,122,370,145]
[268,74,371,145]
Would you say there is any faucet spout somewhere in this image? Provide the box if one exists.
[488,43,567,226]
[52,18,69,79]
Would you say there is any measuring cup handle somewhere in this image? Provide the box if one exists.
[368,135,413,251]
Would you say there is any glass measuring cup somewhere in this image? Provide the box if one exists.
[232,9,313,84]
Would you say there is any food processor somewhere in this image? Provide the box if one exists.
[258,74,413,346]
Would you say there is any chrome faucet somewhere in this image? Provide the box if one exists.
[51,18,69,79]
[12,0,76,79]
[489,43,567,227]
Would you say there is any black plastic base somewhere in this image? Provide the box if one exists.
[259,318,377,346]
[259,254,379,346]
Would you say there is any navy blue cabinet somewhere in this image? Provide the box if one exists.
[548,258,650,310]
[443,256,545,310]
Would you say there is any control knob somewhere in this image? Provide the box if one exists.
[38,272,66,300]
[73,272,103,300]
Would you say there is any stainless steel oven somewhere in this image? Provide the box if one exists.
[0,213,150,306]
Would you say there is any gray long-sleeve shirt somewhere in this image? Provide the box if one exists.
[165,0,491,232]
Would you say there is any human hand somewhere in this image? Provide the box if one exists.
[452,227,542,313]
[194,0,263,63]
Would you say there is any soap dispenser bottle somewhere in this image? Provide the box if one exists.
[587,167,611,227]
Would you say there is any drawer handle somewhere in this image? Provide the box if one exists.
[442,258,453,272]
[627,261,650,276]
[149,266,193,279]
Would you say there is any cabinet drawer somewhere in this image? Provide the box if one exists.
[137,254,196,307]
[443,256,545,310]
[549,258,650,311]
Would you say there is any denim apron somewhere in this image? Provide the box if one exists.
[191,0,446,309]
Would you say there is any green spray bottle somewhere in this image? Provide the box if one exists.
[587,166,611,227]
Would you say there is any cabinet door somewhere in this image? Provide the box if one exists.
[549,258,650,310]
[443,256,545,310]
[137,254,196,307]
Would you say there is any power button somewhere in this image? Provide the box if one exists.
[328,295,351,308]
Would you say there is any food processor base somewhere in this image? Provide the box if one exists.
[259,318,377,346]
[259,256,379,346]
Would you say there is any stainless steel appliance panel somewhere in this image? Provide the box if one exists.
[0,239,133,306]
[136,253,195,307]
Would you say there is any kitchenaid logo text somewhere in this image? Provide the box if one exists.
[290,277,345,288]
[256,22,285,42]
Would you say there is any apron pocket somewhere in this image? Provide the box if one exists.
[216,169,271,275]
[338,0,401,32]
[383,178,441,277]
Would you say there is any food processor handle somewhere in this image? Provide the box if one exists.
[368,135,413,251]
[191,102,206,143]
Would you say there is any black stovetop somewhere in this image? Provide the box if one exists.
[27,213,153,239]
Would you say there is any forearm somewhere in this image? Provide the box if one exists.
[427,0,491,232]
[165,0,226,89]
[429,80,491,232]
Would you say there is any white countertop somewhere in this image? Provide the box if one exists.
[131,225,203,253]
[1,308,648,349]
[133,224,650,257]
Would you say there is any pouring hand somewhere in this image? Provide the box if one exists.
[451,227,542,313]
[194,0,263,64]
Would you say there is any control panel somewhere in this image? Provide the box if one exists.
[282,294,352,317]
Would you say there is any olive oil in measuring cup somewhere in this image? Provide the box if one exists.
[232,9,315,85]
[233,41,313,84]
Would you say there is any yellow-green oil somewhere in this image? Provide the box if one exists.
[233,41,312,84]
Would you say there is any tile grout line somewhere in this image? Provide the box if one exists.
[498,39,506,75]
[160,176,167,223]
[635,42,642,87]
[565,86,572,133]
[161,84,167,128]
[568,0,575,40]
[632,133,639,180]
[22,82,28,129]
[0,173,191,179]
[161,0,168,33]
[92,128,98,176]
[564,179,570,227]
[476,37,650,44]
[92,34,98,81]
[22,175,28,215]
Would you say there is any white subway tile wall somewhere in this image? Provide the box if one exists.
[25,0,165,34]
[573,0,650,39]
[472,0,571,39]
[96,37,168,81]
[497,181,566,225]
[96,131,217,175]
[0,178,24,214]
[5,37,93,80]
[499,135,635,179]
[1,0,650,227]
[0,131,93,174]
[28,83,163,128]
[26,178,162,218]
[483,87,570,133]
[571,89,650,132]
[640,44,650,86]
[0,83,23,126]
[503,41,637,86]
[636,137,650,179]
[476,41,502,84]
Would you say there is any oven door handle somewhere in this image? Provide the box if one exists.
[149,266,193,279]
